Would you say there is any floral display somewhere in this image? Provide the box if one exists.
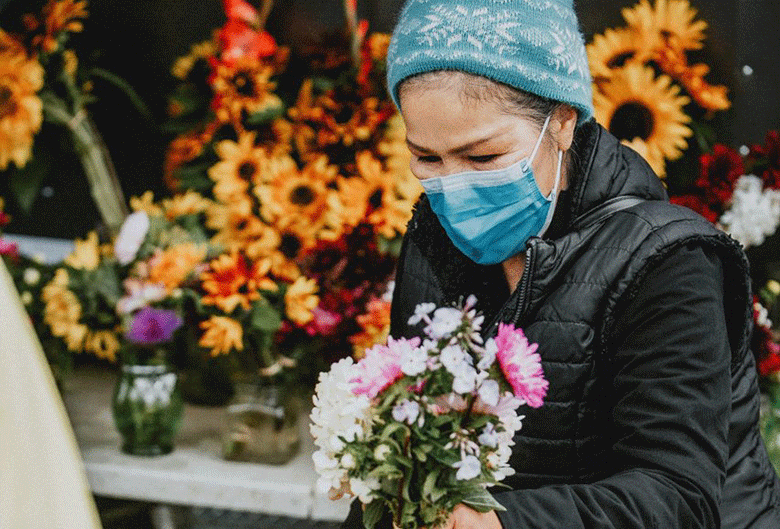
[0,0,130,232]
[587,0,730,176]
[311,297,548,529]
[163,0,421,381]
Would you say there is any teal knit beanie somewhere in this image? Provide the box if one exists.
[386,0,594,124]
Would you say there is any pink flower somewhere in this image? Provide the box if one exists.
[494,323,548,408]
[351,337,419,399]
[0,238,18,258]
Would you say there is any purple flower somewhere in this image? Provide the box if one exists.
[126,306,183,345]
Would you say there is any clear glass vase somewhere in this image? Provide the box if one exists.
[222,376,301,464]
[112,363,184,456]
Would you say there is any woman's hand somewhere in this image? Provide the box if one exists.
[441,505,502,529]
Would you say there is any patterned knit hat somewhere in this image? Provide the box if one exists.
[386,0,594,123]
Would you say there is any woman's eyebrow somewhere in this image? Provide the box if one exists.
[405,135,497,155]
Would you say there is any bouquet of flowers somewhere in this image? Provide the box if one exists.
[311,297,548,529]
[164,0,421,382]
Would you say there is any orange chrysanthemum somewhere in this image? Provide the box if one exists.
[42,268,87,352]
[199,315,244,356]
[34,0,89,53]
[349,297,391,359]
[201,252,278,313]
[148,243,207,291]
[284,276,319,326]
[164,132,209,190]
[0,32,44,170]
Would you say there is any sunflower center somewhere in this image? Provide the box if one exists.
[607,51,635,69]
[290,185,315,206]
[609,101,654,142]
[280,233,302,259]
[369,188,383,209]
[0,86,17,118]
[238,161,257,181]
[334,105,354,124]
[232,72,256,97]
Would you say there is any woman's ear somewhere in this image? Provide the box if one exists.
[553,105,578,152]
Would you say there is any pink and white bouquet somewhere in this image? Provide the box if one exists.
[310,296,548,529]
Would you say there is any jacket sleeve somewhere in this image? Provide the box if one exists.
[494,243,731,528]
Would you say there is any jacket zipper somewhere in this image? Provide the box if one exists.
[484,244,536,337]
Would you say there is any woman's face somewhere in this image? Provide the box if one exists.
[399,79,572,197]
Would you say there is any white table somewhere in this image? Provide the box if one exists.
[63,368,351,525]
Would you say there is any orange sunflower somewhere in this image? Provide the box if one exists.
[130,191,163,216]
[84,329,120,362]
[148,242,207,291]
[42,268,88,352]
[284,276,319,326]
[622,0,707,52]
[64,231,101,271]
[171,40,217,80]
[162,190,212,220]
[593,63,692,177]
[33,0,89,53]
[211,57,282,125]
[0,32,44,170]
[201,252,277,313]
[199,315,244,356]
[255,155,339,242]
[356,151,419,239]
[653,46,730,112]
[209,132,274,202]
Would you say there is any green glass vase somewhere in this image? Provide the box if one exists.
[112,363,184,456]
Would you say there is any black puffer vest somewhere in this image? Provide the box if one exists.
[388,122,780,527]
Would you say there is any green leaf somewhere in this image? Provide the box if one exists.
[174,162,214,193]
[250,300,282,333]
[421,468,440,500]
[362,500,385,529]
[88,68,154,123]
[243,104,285,126]
[93,265,122,305]
[461,488,506,513]
[7,154,49,213]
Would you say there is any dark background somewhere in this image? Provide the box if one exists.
[1,0,778,238]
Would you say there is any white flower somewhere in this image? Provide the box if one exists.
[478,338,498,370]
[20,291,33,305]
[453,454,482,481]
[719,175,780,249]
[340,453,356,469]
[114,211,150,265]
[349,477,380,503]
[425,307,462,338]
[408,302,436,325]
[440,344,468,373]
[374,444,391,461]
[478,379,500,407]
[452,363,478,394]
[400,344,429,376]
[392,399,421,425]
[23,267,40,286]
[478,423,499,448]
[383,281,395,302]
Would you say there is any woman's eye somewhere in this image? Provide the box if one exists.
[417,155,441,163]
[468,154,499,163]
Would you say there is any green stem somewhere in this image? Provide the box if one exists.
[41,93,128,234]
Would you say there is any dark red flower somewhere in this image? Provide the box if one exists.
[669,194,719,224]
[696,144,744,207]
[759,351,780,377]
[751,131,780,189]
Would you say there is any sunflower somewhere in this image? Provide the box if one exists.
[148,242,207,291]
[349,297,391,358]
[255,155,338,240]
[34,0,89,53]
[64,231,101,270]
[593,63,692,176]
[130,191,163,216]
[622,0,707,52]
[42,268,87,352]
[201,252,278,313]
[621,137,666,177]
[284,276,319,326]
[210,57,282,125]
[356,151,419,238]
[162,190,212,220]
[199,315,244,356]
[587,27,654,80]
[209,132,289,203]
[171,40,216,80]
[653,47,730,112]
[84,329,120,362]
[0,33,44,170]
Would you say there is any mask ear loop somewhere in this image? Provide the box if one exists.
[523,115,552,172]
[538,149,564,238]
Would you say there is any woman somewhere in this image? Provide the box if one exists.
[343,0,780,527]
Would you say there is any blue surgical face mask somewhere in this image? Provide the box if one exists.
[420,115,563,265]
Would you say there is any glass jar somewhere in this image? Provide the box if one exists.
[222,376,301,464]
[112,363,184,456]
